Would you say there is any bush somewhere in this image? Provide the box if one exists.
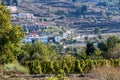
[29,60,42,74]
[4,62,29,75]
[47,77,58,80]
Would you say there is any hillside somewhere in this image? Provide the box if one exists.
[2,0,18,6]
[3,0,120,33]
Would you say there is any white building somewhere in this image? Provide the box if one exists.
[11,13,18,20]
[23,33,39,43]
[63,30,73,39]
[18,13,35,20]
[7,6,17,13]
[55,36,61,42]
[39,36,48,43]
[21,23,50,29]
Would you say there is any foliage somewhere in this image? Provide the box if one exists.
[72,0,78,3]
[86,42,96,56]
[77,49,87,59]
[29,60,42,74]
[108,44,120,59]
[20,58,120,74]
[81,5,88,14]
[94,27,101,34]
[96,1,108,7]
[55,10,66,16]
[4,62,29,74]
[57,69,66,80]
[1,0,120,78]
[107,36,120,49]
[47,77,58,80]
[0,5,23,64]
[47,69,70,80]
[98,36,120,59]
[18,41,56,62]
[2,0,18,6]
[18,35,120,74]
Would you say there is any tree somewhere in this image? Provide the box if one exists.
[108,44,120,59]
[98,42,107,52]
[98,36,120,58]
[81,5,88,14]
[99,36,120,51]
[0,5,23,64]
[77,48,87,59]
[86,41,102,59]
[18,43,31,62]
[72,0,77,2]
[75,8,82,17]
[97,2,108,7]
[55,10,65,16]
[107,36,120,50]
[94,27,101,34]
[86,42,96,56]
[13,0,18,6]
[84,36,89,41]
[18,41,56,62]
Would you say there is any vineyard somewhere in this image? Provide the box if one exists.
[21,59,120,74]
[1,59,120,80]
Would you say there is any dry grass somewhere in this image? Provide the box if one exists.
[91,66,120,80]
[0,65,4,79]
[2,66,120,80]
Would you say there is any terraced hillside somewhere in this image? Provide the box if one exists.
[3,0,120,33]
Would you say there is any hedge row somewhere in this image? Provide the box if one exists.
[21,59,120,74]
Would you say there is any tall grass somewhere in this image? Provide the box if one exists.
[91,67,120,80]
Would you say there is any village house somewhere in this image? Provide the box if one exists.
[39,36,48,43]
[7,6,19,21]
[55,36,61,42]
[23,32,39,43]
[21,23,50,30]
[18,13,35,22]
[62,30,74,39]
[7,6,17,13]
[18,13,34,20]
[8,10,35,21]
[11,13,18,21]
[48,36,61,43]
[23,32,62,44]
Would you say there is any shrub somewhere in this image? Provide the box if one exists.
[47,77,58,80]
[4,62,29,75]
[29,60,42,74]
